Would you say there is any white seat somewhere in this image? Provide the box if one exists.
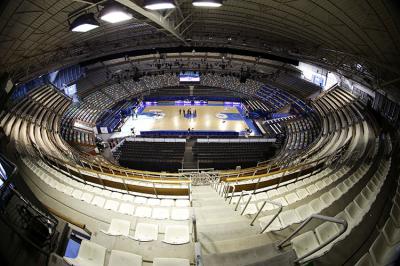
[279,209,301,227]
[254,192,268,201]
[134,197,147,204]
[354,194,369,212]
[104,200,119,212]
[110,192,123,200]
[101,190,112,198]
[259,215,283,232]
[108,250,142,266]
[296,188,309,200]
[276,186,288,195]
[175,199,190,207]
[134,206,152,218]
[132,223,158,241]
[315,180,325,190]
[63,186,74,196]
[148,198,161,206]
[369,233,399,266]
[163,225,190,245]
[267,189,278,198]
[257,201,275,211]
[64,240,106,266]
[171,208,190,221]
[315,221,339,246]
[118,202,135,215]
[345,201,364,228]
[160,199,175,207]
[309,198,324,213]
[337,183,348,193]
[306,184,318,194]
[101,219,130,237]
[291,231,319,260]
[122,194,135,203]
[382,217,400,246]
[295,205,314,221]
[320,192,335,206]
[274,197,288,207]
[92,196,106,208]
[153,258,190,266]
[152,208,170,220]
[81,192,94,203]
[240,203,258,215]
[285,192,299,204]
[72,189,83,200]
[329,187,342,200]
[354,253,374,266]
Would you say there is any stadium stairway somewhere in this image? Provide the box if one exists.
[191,185,296,265]
[183,139,197,169]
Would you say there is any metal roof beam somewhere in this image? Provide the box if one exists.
[114,0,188,45]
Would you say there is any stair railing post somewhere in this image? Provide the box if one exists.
[240,192,253,215]
[234,190,244,211]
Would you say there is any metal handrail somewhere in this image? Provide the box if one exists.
[240,191,254,215]
[234,190,245,211]
[276,214,348,264]
[252,199,283,228]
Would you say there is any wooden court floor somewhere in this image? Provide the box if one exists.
[139,105,249,132]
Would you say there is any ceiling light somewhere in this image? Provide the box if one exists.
[192,0,223,7]
[144,0,175,10]
[70,13,99,32]
[100,3,133,23]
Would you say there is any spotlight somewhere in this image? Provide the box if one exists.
[144,0,175,10]
[70,13,99,32]
[100,3,133,23]
[192,0,222,7]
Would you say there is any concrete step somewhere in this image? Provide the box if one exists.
[203,242,296,266]
[197,220,259,242]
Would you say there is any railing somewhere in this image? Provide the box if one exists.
[255,200,283,231]
[276,214,348,264]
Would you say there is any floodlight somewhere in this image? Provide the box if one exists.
[70,13,99,32]
[192,0,222,7]
[144,0,175,10]
[100,3,133,23]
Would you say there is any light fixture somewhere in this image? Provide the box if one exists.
[192,0,222,7]
[99,3,133,23]
[144,0,175,10]
[70,13,99,32]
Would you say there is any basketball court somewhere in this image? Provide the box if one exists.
[101,101,261,139]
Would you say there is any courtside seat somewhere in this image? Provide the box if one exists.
[118,202,135,215]
[134,206,152,218]
[291,231,319,260]
[259,215,283,232]
[152,208,170,220]
[92,196,106,208]
[133,223,158,242]
[108,250,142,266]
[64,240,106,266]
[295,204,314,221]
[279,209,301,227]
[163,225,190,245]
[354,253,374,266]
[101,218,131,237]
[153,257,190,266]
[104,200,119,212]
[369,234,399,266]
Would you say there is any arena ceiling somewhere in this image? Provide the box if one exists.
[1,0,400,86]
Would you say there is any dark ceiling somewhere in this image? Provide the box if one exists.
[0,0,399,84]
